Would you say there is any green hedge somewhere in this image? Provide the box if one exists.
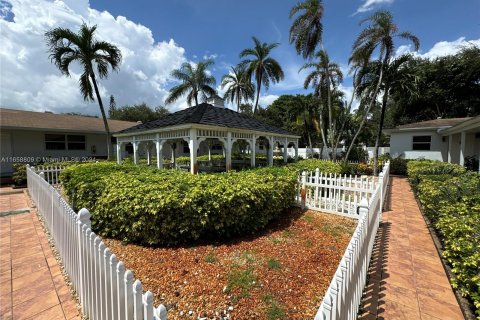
[60,162,298,245]
[407,160,480,315]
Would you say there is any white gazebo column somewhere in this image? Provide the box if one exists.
[251,135,256,168]
[170,142,177,168]
[155,136,163,169]
[460,131,466,166]
[189,128,198,174]
[268,137,274,166]
[447,135,453,163]
[146,143,151,165]
[133,138,139,165]
[226,132,232,171]
[295,142,299,161]
[283,138,288,163]
[116,142,122,164]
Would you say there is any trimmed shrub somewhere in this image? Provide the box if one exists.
[389,157,408,175]
[60,163,297,246]
[408,160,480,315]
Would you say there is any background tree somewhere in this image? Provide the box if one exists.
[45,23,122,159]
[165,59,216,107]
[109,103,170,123]
[240,37,284,114]
[221,64,255,112]
[351,10,419,174]
[301,49,343,159]
[289,0,324,59]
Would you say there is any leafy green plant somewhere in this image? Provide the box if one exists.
[408,160,480,316]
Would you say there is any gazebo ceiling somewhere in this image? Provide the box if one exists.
[116,103,298,137]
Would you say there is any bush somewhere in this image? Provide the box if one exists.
[408,160,480,315]
[389,157,408,175]
[12,163,27,185]
[60,163,297,246]
[286,159,342,175]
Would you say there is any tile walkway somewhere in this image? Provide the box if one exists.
[0,187,80,320]
[359,177,464,320]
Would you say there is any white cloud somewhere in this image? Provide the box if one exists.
[395,37,480,59]
[355,0,394,14]
[0,0,188,115]
[259,94,279,108]
[203,53,218,60]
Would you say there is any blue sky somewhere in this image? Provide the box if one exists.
[1,0,479,114]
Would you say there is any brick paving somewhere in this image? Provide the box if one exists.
[0,188,80,320]
[359,177,464,320]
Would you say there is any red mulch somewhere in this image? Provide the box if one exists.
[104,208,356,319]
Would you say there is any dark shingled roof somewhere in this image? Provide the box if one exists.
[117,103,297,136]
[394,117,471,129]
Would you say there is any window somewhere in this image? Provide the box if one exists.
[45,134,66,150]
[412,135,431,150]
[67,135,86,150]
[45,134,86,150]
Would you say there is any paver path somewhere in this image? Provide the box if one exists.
[359,177,464,320]
[0,188,80,320]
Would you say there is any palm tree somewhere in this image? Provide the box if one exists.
[240,37,284,114]
[351,10,419,174]
[221,64,255,112]
[301,49,343,159]
[165,59,216,107]
[45,23,122,159]
[289,0,324,59]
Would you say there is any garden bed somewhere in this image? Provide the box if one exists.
[104,208,356,320]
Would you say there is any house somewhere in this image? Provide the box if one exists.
[114,97,300,173]
[0,108,137,178]
[385,116,480,166]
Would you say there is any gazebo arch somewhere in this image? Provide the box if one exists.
[114,101,299,174]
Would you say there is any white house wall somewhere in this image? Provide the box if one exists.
[389,130,448,161]
[0,129,109,176]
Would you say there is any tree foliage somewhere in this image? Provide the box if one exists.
[45,23,122,159]
[109,103,170,123]
[240,37,284,114]
[166,59,216,107]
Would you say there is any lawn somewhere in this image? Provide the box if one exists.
[104,208,356,320]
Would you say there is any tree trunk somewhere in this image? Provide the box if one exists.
[253,76,262,114]
[326,76,335,160]
[344,62,386,162]
[304,113,314,157]
[237,94,241,113]
[318,105,328,159]
[374,88,389,176]
[90,74,113,160]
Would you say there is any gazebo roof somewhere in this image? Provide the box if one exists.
[117,103,296,136]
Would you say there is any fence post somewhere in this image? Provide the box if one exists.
[301,171,307,209]
[378,172,384,216]
[110,254,119,320]
[143,291,154,320]
[133,280,143,320]
[117,262,126,320]
[124,270,134,319]
[155,304,168,320]
[77,208,91,314]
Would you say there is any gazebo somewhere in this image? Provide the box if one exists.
[113,99,300,174]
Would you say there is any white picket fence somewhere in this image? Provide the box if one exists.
[26,165,168,320]
[313,161,390,320]
[33,165,67,186]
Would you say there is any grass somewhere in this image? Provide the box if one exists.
[204,250,217,263]
[226,265,257,298]
[267,258,281,270]
[263,293,285,320]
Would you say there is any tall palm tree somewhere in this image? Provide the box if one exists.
[301,49,343,159]
[45,23,122,159]
[352,10,419,174]
[289,0,324,59]
[221,64,255,112]
[240,37,284,114]
[165,59,216,107]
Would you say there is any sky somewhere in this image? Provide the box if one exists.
[0,0,479,115]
